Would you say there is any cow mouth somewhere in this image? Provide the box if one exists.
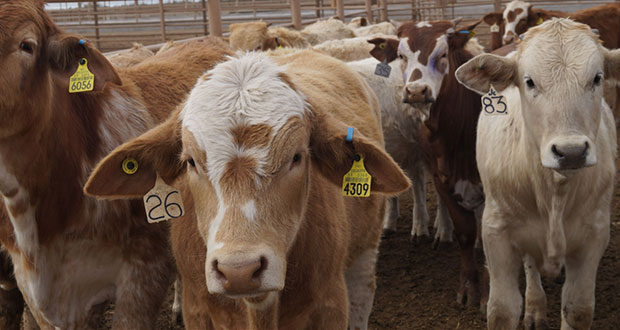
[221,287,280,299]
[403,95,435,105]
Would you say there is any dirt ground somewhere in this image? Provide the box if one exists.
[91,150,620,330]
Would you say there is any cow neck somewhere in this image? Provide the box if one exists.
[0,79,107,246]
[425,40,481,185]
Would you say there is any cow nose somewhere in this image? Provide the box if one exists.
[503,32,515,44]
[404,85,434,104]
[214,257,266,294]
[551,141,589,169]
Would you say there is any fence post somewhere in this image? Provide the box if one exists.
[365,0,373,23]
[336,0,344,20]
[158,0,166,42]
[379,0,388,22]
[494,0,501,11]
[201,0,208,35]
[291,0,302,29]
[208,0,223,37]
[93,0,100,49]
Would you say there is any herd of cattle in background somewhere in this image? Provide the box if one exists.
[0,0,618,329]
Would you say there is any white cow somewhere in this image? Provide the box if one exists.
[456,18,617,329]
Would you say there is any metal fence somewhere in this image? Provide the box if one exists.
[44,0,618,52]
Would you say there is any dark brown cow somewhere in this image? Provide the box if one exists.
[0,0,230,328]
[370,21,488,308]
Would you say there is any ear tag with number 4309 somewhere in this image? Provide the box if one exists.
[342,154,372,198]
[481,85,508,115]
[143,175,184,224]
[69,58,94,93]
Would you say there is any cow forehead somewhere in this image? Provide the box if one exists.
[0,1,48,37]
[181,52,308,186]
[503,0,530,21]
[397,21,452,66]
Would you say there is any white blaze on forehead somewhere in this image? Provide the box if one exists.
[503,0,530,38]
[181,52,308,186]
[241,199,257,222]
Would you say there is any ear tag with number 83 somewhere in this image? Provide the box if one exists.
[481,85,508,115]
[69,58,94,93]
[342,154,372,197]
[143,175,184,224]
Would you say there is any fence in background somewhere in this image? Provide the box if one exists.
[44,0,618,52]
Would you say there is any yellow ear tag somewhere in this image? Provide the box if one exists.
[468,30,476,39]
[69,58,94,93]
[342,154,372,197]
[122,157,139,175]
[537,17,543,25]
[143,175,184,224]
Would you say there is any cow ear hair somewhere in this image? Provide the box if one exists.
[367,38,399,63]
[604,48,620,84]
[483,12,503,26]
[455,53,517,94]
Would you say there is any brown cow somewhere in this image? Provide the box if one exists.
[0,0,230,328]
[370,20,488,308]
[85,50,410,329]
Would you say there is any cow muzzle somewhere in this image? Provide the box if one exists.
[403,84,435,104]
[206,247,284,297]
[541,136,596,171]
[503,31,515,44]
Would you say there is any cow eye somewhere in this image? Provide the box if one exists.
[441,53,447,58]
[292,153,301,164]
[525,77,535,89]
[593,73,602,86]
[187,158,196,167]
[19,40,34,54]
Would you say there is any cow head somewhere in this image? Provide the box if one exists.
[368,19,479,105]
[85,52,409,301]
[457,19,620,173]
[482,11,505,51]
[0,0,120,137]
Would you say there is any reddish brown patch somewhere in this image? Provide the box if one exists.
[507,8,524,23]
[231,124,273,149]
[410,69,423,82]
[397,21,453,66]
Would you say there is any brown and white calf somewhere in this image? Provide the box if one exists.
[370,20,488,307]
[0,0,230,328]
[457,18,617,329]
[85,50,410,329]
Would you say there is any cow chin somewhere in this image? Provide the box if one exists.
[205,247,286,297]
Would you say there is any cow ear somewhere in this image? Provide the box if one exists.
[455,53,517,94]
[47,34,121,92]
[604,48,620,84]
[84,110,185,199]
[483,12,503,26]
[368,38,399,63]
[309,111,410,195]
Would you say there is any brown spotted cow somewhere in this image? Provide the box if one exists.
[84,50,410,329]
[0,0,230,328]
[370,20,488,308]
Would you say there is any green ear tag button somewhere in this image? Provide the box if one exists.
[69,58,94,93]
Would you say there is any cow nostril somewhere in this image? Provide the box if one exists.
[213,260,225,280]
[551,144,564,158]
[583,141,589,156]
[253,257,267,280]
[422,86,428,95]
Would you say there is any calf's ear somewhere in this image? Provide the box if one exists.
[84,110,185,199]
[367,38,400,63]
[483,12,503,26]
[47,34,122,91]
[310,112,410,195]
[455,53,517,94]
[604,48,620,84]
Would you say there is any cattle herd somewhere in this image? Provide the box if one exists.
[0,0,618,329]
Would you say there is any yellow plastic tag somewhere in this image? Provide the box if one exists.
[69,58,94,93]
[468,30,476,39]
[481,85,507,115]
[342,154,372,198]
[143,175,184,223]
[537,17,543,25]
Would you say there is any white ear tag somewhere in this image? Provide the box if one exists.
[481,85,508,115]
[375,59,391,78]
[143,175,184,223]
[490,24,500,33]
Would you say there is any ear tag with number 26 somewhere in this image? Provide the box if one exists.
[481,85,508,116]
[342,154,372,198]
[143,175,184,224]
[69,58,95,93]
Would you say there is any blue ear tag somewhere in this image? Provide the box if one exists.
[346,127,354,142]
[79,39,86,45]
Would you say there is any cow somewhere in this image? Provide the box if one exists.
[369,19,488,307]
[456,18,617,330]
[106,43,155,68]
[84,50,410,329]
[0,0,230,328]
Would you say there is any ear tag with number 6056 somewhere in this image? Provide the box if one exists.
[69,58,94,93]
[143,175,184,224]
[481,85,508,116]
[342,154,372,198]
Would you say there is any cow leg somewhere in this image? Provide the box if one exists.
[483,205,522,330]
[560,217,609,330]
[523,255,547,330]
[432,196,453,247]
[172,277,183,324]
[345,248,377,330]
[409,162,430,242]
[383,197,399,234]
